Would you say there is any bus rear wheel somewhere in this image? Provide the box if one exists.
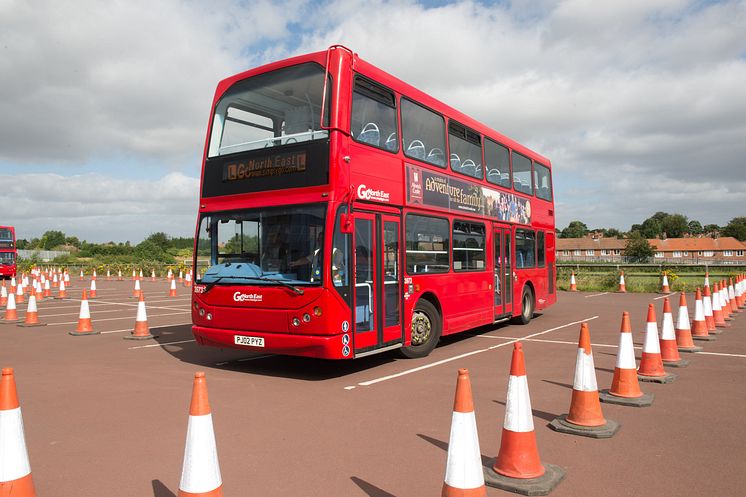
[513,286,534,325]
[400,299,441,358]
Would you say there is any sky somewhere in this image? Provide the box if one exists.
[1,0,744,243]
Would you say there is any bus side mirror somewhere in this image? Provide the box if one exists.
[340,213,354,234]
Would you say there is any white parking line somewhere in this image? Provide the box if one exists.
[45,311,190,326]
[696,351,746,358]
[585,292,610,298]
[100,322,192,334]
[128,339,195,350]
[346,316,599,389]
[653,293,675,300]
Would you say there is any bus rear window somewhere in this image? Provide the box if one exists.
[534,163,552,201]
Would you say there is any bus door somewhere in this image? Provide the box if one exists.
[353,212,402,355]
[492,224,512,319]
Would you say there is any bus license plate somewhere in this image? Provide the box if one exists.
[234,335,265,347]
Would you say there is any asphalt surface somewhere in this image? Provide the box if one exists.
[2,279,745,496]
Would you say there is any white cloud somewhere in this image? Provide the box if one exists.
[0,0,744,238]
[0,172,200,242]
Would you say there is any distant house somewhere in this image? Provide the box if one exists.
[557,236,746,264]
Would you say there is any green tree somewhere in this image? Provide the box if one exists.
[639,217,663,238]
[40,230,66,250]
[722,217,746,241]
[624,232,655,262]
[145,232,171,252]
[661,214,688,238]
[560,220,588,238]
[687,220,703,235]
[703,224,721,236]
[133,239,173,263]
[64,236,81,248]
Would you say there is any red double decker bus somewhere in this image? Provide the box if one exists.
[0,226,17,279]
[192,46,556,359]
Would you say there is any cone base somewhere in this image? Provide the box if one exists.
[662,358,689,368]
[69,330,101,336]
[677,345,703,353]
[124,333,157,340]
[599,389,654,407]
[692,334,717,341]
[638,372,677,384]
[0,319,22,324]
[54,296,68,300]
[549,414,620,439]
[17,322,47,327]
[484,460,565,496]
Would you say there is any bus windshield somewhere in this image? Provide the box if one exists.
[196,204,326,286]
[0,252,14,265]
[208,62,330,157]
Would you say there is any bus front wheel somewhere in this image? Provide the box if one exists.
[400,299,441,358]
[513,286,534,325]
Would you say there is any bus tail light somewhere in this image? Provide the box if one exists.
[313,306,322,317]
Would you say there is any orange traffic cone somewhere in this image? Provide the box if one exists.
[79,270,84,281]
[441,369,486,497]
[737,276,745,309]
[711,283,728,328]
[44,280,52,299]
[1,292,20,323]
[15,283,24,305]
[484,343,566,494]
[131,279,141,299]
[118,269,123,281]
[34,281,43,303]
[56,279,67,299]
[89,279,97,299]
[569,272,577,292]
[675,292,702,352]
[617,271,626,293]
[106,269,111,281]
[637,304,676,383]
[151,270,156,282]
[659,298,688,367]
[0,368,37,496]
[0,282,7,307]
[124,293,155,340]
[178,372,223,497]
[169,278,178,297]
[691,288,715,341]
[660,273,671,293]
[702,285,717,333]
[550,323,619,438]
[185,272,192,288]
[17,295,46,328]
[599,312,654,407]
[728,278,739,313]
[720,281,733,321]
[69,290,99,336]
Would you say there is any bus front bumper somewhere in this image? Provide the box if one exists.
[191,325,352,360]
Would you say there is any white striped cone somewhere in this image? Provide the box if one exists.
[15,283,24,304]
[52,273,58,288]
[660,298,685,365]
[606,312,645,399]
[491,342,545,479]
[729,279,739,312]
[179,372,223,497]
[125,293,154,340]
[703,287,716,331]
[638,304,674,381]
[618,273,626,292]
[569,273,577,292]
[0,368,37,496]
[57,279,67,299]
[442,369,486,497]
[3,292,19,322]
[565,322,607,427]
[43,280,51,298]
[118,270,123,281]
[107,269,111,281]
[70,290,98,336]
[132,279,141,298]
[169,279,177,297]
[139,270,143,280]
[92,269,97,279]
[737,277,745,308]
[0,284,7,307]
[179,271,184,283]
[661,274,670,293]
[151,270,156,281]
[79,270,84,280]
[132,269,136,280]
[89,279,97,298]
[704,272,710,287]
[64,272,70,285]
[18,295,44,327]
[10,277,16,291]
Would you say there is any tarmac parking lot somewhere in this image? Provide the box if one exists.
[2,277,746,496]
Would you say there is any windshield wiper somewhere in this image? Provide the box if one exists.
[203,275,304,295]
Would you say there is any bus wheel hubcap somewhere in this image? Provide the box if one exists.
[411,311,431,346]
